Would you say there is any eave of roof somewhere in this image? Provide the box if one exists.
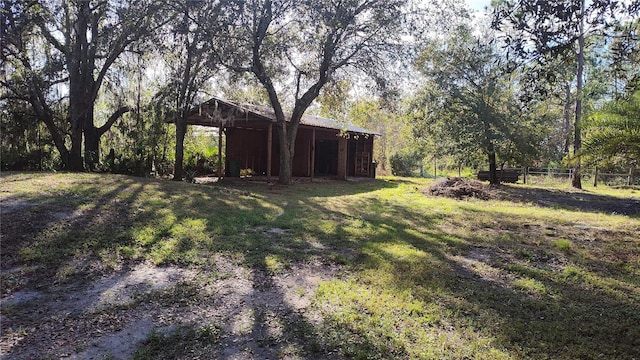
[191,97,380,136]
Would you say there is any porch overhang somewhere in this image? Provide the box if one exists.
[179,96,379,180]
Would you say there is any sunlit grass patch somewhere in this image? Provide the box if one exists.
[513,277,548,296]
[264,254,287,273]
[134,210,177,246]
[170,218,209,245]
[551,238,573,252]
[314,280,514,359]
[143,218,215,265]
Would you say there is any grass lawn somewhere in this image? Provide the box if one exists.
[1,172,639,359]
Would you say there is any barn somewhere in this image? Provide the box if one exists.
[185,97,378,181]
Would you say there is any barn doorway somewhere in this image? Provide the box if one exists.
[315,140,338,175]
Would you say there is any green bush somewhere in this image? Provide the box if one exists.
[390,151,419,176]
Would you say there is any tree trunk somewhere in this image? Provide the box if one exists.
[68,100,85,171]
[68,128,84,171]
[279,148,293,185]
[562,83,572,155]
[380,125,387,171]
[278,122,293,185]
[174,118,187,181]
[434,158,437,178]
[482,114,499,185]
[173,7,196,183]
[572,0,585,189]
[84,125,100,171]
[87,106,130,171]
[45,122,70,168]
[29,89,71,168]
[68,0,91,172]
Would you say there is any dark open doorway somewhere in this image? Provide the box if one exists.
[315,140,338,175]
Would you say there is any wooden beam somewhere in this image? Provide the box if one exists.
[311,129,315,181]
[337,136,347,180]
[267,122,273,182]
[218,124,223,181]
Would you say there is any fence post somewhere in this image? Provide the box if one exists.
[433,158,437,178]
[628,168,633,186]
[593,167,598,187]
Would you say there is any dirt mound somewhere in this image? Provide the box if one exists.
[426,177,492,200]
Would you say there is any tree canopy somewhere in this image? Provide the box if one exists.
[2,0,164,170]
[2,0,639,185]
[583,90,640,167]
[492,0,638,187]
[213,0,409,184]
[408,25,541,184]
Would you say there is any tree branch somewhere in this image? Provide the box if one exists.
[97,106,130,137]
[34,18,67,56]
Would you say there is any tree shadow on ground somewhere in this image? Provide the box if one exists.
[3,173,638,359]
[307,193,640,359]
[1,173,395,359]
[0,176,145,284]
[207,176,400,196]
[497,185,640,216]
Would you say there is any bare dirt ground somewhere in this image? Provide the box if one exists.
[1,248,341,359]
[0,176,348,359]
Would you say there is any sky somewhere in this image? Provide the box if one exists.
[466,0,492,11]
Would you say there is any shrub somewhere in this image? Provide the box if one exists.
[390,151,419,176]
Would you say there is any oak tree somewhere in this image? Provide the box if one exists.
[1,0,163,170]
[158,0,232,181]
[410,26,540,184]
[217,0,408,184]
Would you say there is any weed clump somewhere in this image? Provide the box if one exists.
[426,177,492,200]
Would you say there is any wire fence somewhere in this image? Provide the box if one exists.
[522,167,636,186]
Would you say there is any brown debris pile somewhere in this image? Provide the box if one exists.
[426,177,493,200]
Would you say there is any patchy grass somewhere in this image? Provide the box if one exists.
[133,324,222,359]
[551,239,573,252]
[1,172,639,359]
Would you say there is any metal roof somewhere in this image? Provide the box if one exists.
[196,97,380,136]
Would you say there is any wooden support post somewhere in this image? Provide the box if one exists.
[267,123,272,182]
[310,129,315,181]
[594,167,598,187]
[218,124,223,181]
[337,136,347,180]
[523,166,527,184]
[628,168,633,186]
